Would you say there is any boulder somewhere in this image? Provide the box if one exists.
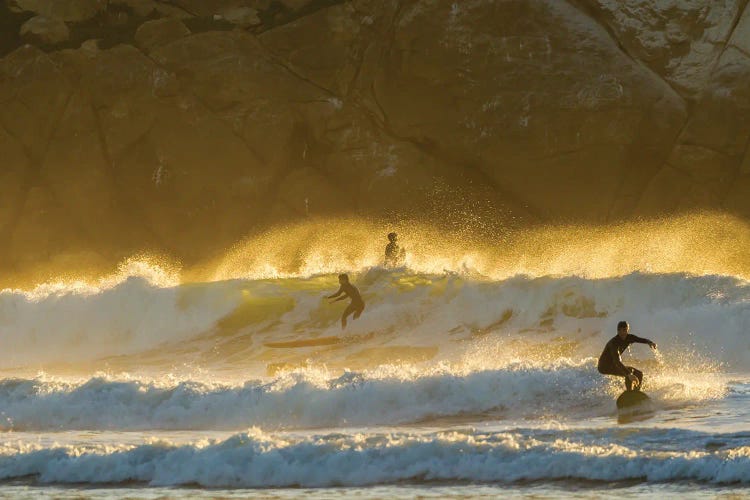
[109,0,158,17]
[259,2,362,95]
[8,0,106,23]
[583,0,744,97]
[134,18,191,52]
[279,0,313,11]
[372,0,686,220]
[19,15,69,45]
[165,0,253,18]
[0,45,74,158]
[636,3,750,214]
[220,7,261,27]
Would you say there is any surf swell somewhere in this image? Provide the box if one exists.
[0,221,748,492]
[1,428,748,487]
[0,361,726,432]
[0,269,748,373]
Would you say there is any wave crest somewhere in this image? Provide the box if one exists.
[1,427,748,487]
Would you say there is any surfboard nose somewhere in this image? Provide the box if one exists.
[616,390,651,410]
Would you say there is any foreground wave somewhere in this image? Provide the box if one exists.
[1,428,749,487]
[0,363,724,431]
[0,364,605,430]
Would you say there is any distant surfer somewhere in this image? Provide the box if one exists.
[597,321,657,391]
[384,232,405,267]
[327,273,365,329]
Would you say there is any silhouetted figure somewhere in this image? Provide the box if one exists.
[327,273,365,329]
[598,321,657,391]
[384,232,405,267]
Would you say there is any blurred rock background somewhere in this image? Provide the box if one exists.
[1,0,749,276]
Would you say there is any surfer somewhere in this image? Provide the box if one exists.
[327,273,365,329]
[384,232,405,267]
[597,321,657,391]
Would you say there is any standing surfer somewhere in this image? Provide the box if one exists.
[597,321,657,391]
[327,273,365,329]
[384,232,405,267]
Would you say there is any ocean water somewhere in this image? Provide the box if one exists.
[0,258,749,497]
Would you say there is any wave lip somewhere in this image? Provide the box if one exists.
[1,428,749,487]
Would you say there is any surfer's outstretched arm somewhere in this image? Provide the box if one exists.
[628,334,657,349]
[331,294,349,302]
[327,287,343,299]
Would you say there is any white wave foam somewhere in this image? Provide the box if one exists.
[0,277,240,368]
[1,270,749,371]
[0,361,723,431]
[1,428,748,487]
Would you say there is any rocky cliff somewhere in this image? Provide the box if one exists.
[1,0,749,277]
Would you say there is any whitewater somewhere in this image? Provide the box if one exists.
[1,218,750,498]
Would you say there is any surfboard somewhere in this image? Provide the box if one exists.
[616,390,651,410]
[264,336,342,348]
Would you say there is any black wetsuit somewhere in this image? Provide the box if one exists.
[597,334,653,391]
[339,283,364,311]
[385,242,401,267]
[330,282,365,327]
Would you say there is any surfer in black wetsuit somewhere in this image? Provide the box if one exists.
[384,232,405,268]
[327,273,365,329]
[598,321,657,391]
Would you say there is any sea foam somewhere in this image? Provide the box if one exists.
[0,428,748,487]
[0,361,723,431]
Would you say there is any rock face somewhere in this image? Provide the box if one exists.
[134,17,190,51]
[1,0,750,277]
[19,15,70,44]
[219,7,261,27]
[584,0,744,96]
[9,0,105,22]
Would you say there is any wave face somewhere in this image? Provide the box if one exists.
[0,268,749,373]
[0,363,728,432]
[0,364,609,431]
[1,428,749,487]
[0,262,748,492]
[0,267,743,437]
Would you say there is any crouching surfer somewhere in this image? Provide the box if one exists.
[598,321,657,391]
[327,273,365,329]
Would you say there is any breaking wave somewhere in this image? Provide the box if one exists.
[0,216,748,491]
[0,361,725,432]
[1,427,748,487]
[0,268,748,373]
